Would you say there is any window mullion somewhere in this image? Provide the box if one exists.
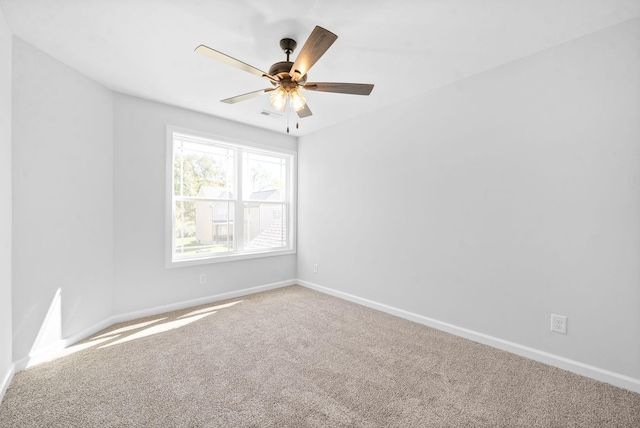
[178,141,184,252]
[235,147,244,253]
[286,160,290,248]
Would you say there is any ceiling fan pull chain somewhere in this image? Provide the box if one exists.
[286,97,290,133]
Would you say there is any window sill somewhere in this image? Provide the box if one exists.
[165,248,296,269]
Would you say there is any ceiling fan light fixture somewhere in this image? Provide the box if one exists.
[289,88,306,112]
[195,25,374,130]
[269,87,287,111]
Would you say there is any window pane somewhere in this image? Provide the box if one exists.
[174,140,234,198]
[242,152,287,202]
[175,200,234,256]
[169,129,294,265]
[244,203,286,250]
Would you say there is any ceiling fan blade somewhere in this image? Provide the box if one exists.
[221,88,274,104]
[303,82,374,96]
[296,103,313,118]
[195,45,278,82]
[289,26,338,81]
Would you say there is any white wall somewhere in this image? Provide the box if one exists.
[112,94,296,315]
[11,38,114,363]
[0,6,13,398]
[8,38,297,366]
[298,18,640,381]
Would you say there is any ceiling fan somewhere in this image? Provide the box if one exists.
[195,26,374,132]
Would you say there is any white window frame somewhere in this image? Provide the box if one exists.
[165,126,296,268]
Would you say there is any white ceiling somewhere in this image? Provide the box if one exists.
[1,0,639,136]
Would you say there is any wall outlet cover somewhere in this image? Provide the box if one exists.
[551,314,567,334]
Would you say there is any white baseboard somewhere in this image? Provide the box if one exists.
[13,317,116,372]
[110,279,296,325]
[14,278,637,394]
[0,363,15,404]
[297,279,640,394]
[13,279,296,373]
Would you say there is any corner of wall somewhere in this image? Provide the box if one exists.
[0,363,15,404]
[0,1,13,406]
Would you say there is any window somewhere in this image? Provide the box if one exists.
[166,128,295,267]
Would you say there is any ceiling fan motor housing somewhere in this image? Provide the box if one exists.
[268,38,306,89]
[269,61,306,88]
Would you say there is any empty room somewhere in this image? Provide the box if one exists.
[1,1,639,426]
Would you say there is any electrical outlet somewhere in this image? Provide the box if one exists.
[313,264,318,274]
[551,314,567,334]
[199,274,207,285]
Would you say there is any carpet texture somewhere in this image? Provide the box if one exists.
[1,285,639,427]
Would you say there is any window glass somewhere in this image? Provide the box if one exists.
[242,151,287,201]
[173,140,234,198]
[168,130,295,266]
[244,203,286,250]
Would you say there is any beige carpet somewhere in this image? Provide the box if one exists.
[1,285,639,427]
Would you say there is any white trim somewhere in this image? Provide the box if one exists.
[14,278,637,394]
[165,125,175,268]
[297,279,640,394]
[13,279,296,373]
[167,248,296,268]
[110,279,295,324]
[14,317,115,372]
[167,126,297,157]
[0,363,15,404]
